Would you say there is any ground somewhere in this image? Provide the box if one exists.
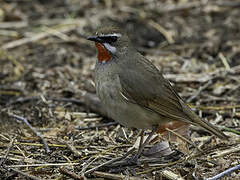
[0,0,240,179]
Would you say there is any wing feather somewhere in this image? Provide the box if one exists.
[118,55,190,123]
[118,54,228,139]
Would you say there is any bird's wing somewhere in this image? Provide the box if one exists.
[118,55,192,124]
[118,54,228,140]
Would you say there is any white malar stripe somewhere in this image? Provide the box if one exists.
[103,43,117,54]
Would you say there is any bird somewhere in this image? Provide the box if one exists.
[87,27,228,162]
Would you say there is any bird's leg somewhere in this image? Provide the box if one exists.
[128,126,157,164]
[135,130,145,158]
[119,130,144,163]
[138,130,144,149]
[135,128,156,159]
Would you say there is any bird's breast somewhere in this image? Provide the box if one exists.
[94,69,162,129]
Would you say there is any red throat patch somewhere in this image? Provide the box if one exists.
[95,42,112,62]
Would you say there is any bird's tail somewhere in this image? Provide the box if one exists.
[180,101,228,140]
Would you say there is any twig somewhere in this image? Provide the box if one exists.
[9,114,50,153]
[105,151,178,168]
[187,80,213,103]
[81,156,99,174]
[0,138,15,166]
[59,167,84,180]
[76,122,118,130]
[219,126,240,135]
[137,158,186,175]
[161,169,184,180]
[84,148,135,175]
[84,158,121,175]
[0,21,28,29]
[156,1,203,14]
[8,96,84,106]
[210,144,240,158]
[154,1,240,15]
[165,128,203,152]
[43,26,71,41]
[0,29,19,37]
[6,162,80,168]
[191,104,240,111]
[200,96,240,103]
[8,96,40,105]
[1,23,79,49]
[148,20,174,44]
[92,171,139,180]
[164,73,212,83]
[215,1,240,8]
[9,168,41,180]
[218,52,231,70]
[165,64,240,83]
[205,164,240,180]
[8,93,106,116]
[8,141,130,150]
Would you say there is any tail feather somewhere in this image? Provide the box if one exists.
[180,101,228,140]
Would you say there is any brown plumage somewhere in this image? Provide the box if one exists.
[87,27,228,161]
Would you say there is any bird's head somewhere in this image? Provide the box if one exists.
[87,27,131,63]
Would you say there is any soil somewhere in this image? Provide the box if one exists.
[0,0,240,179]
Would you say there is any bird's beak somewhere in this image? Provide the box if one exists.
[87,36,104,43]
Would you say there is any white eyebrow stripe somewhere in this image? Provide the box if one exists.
[100,33,121,37]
